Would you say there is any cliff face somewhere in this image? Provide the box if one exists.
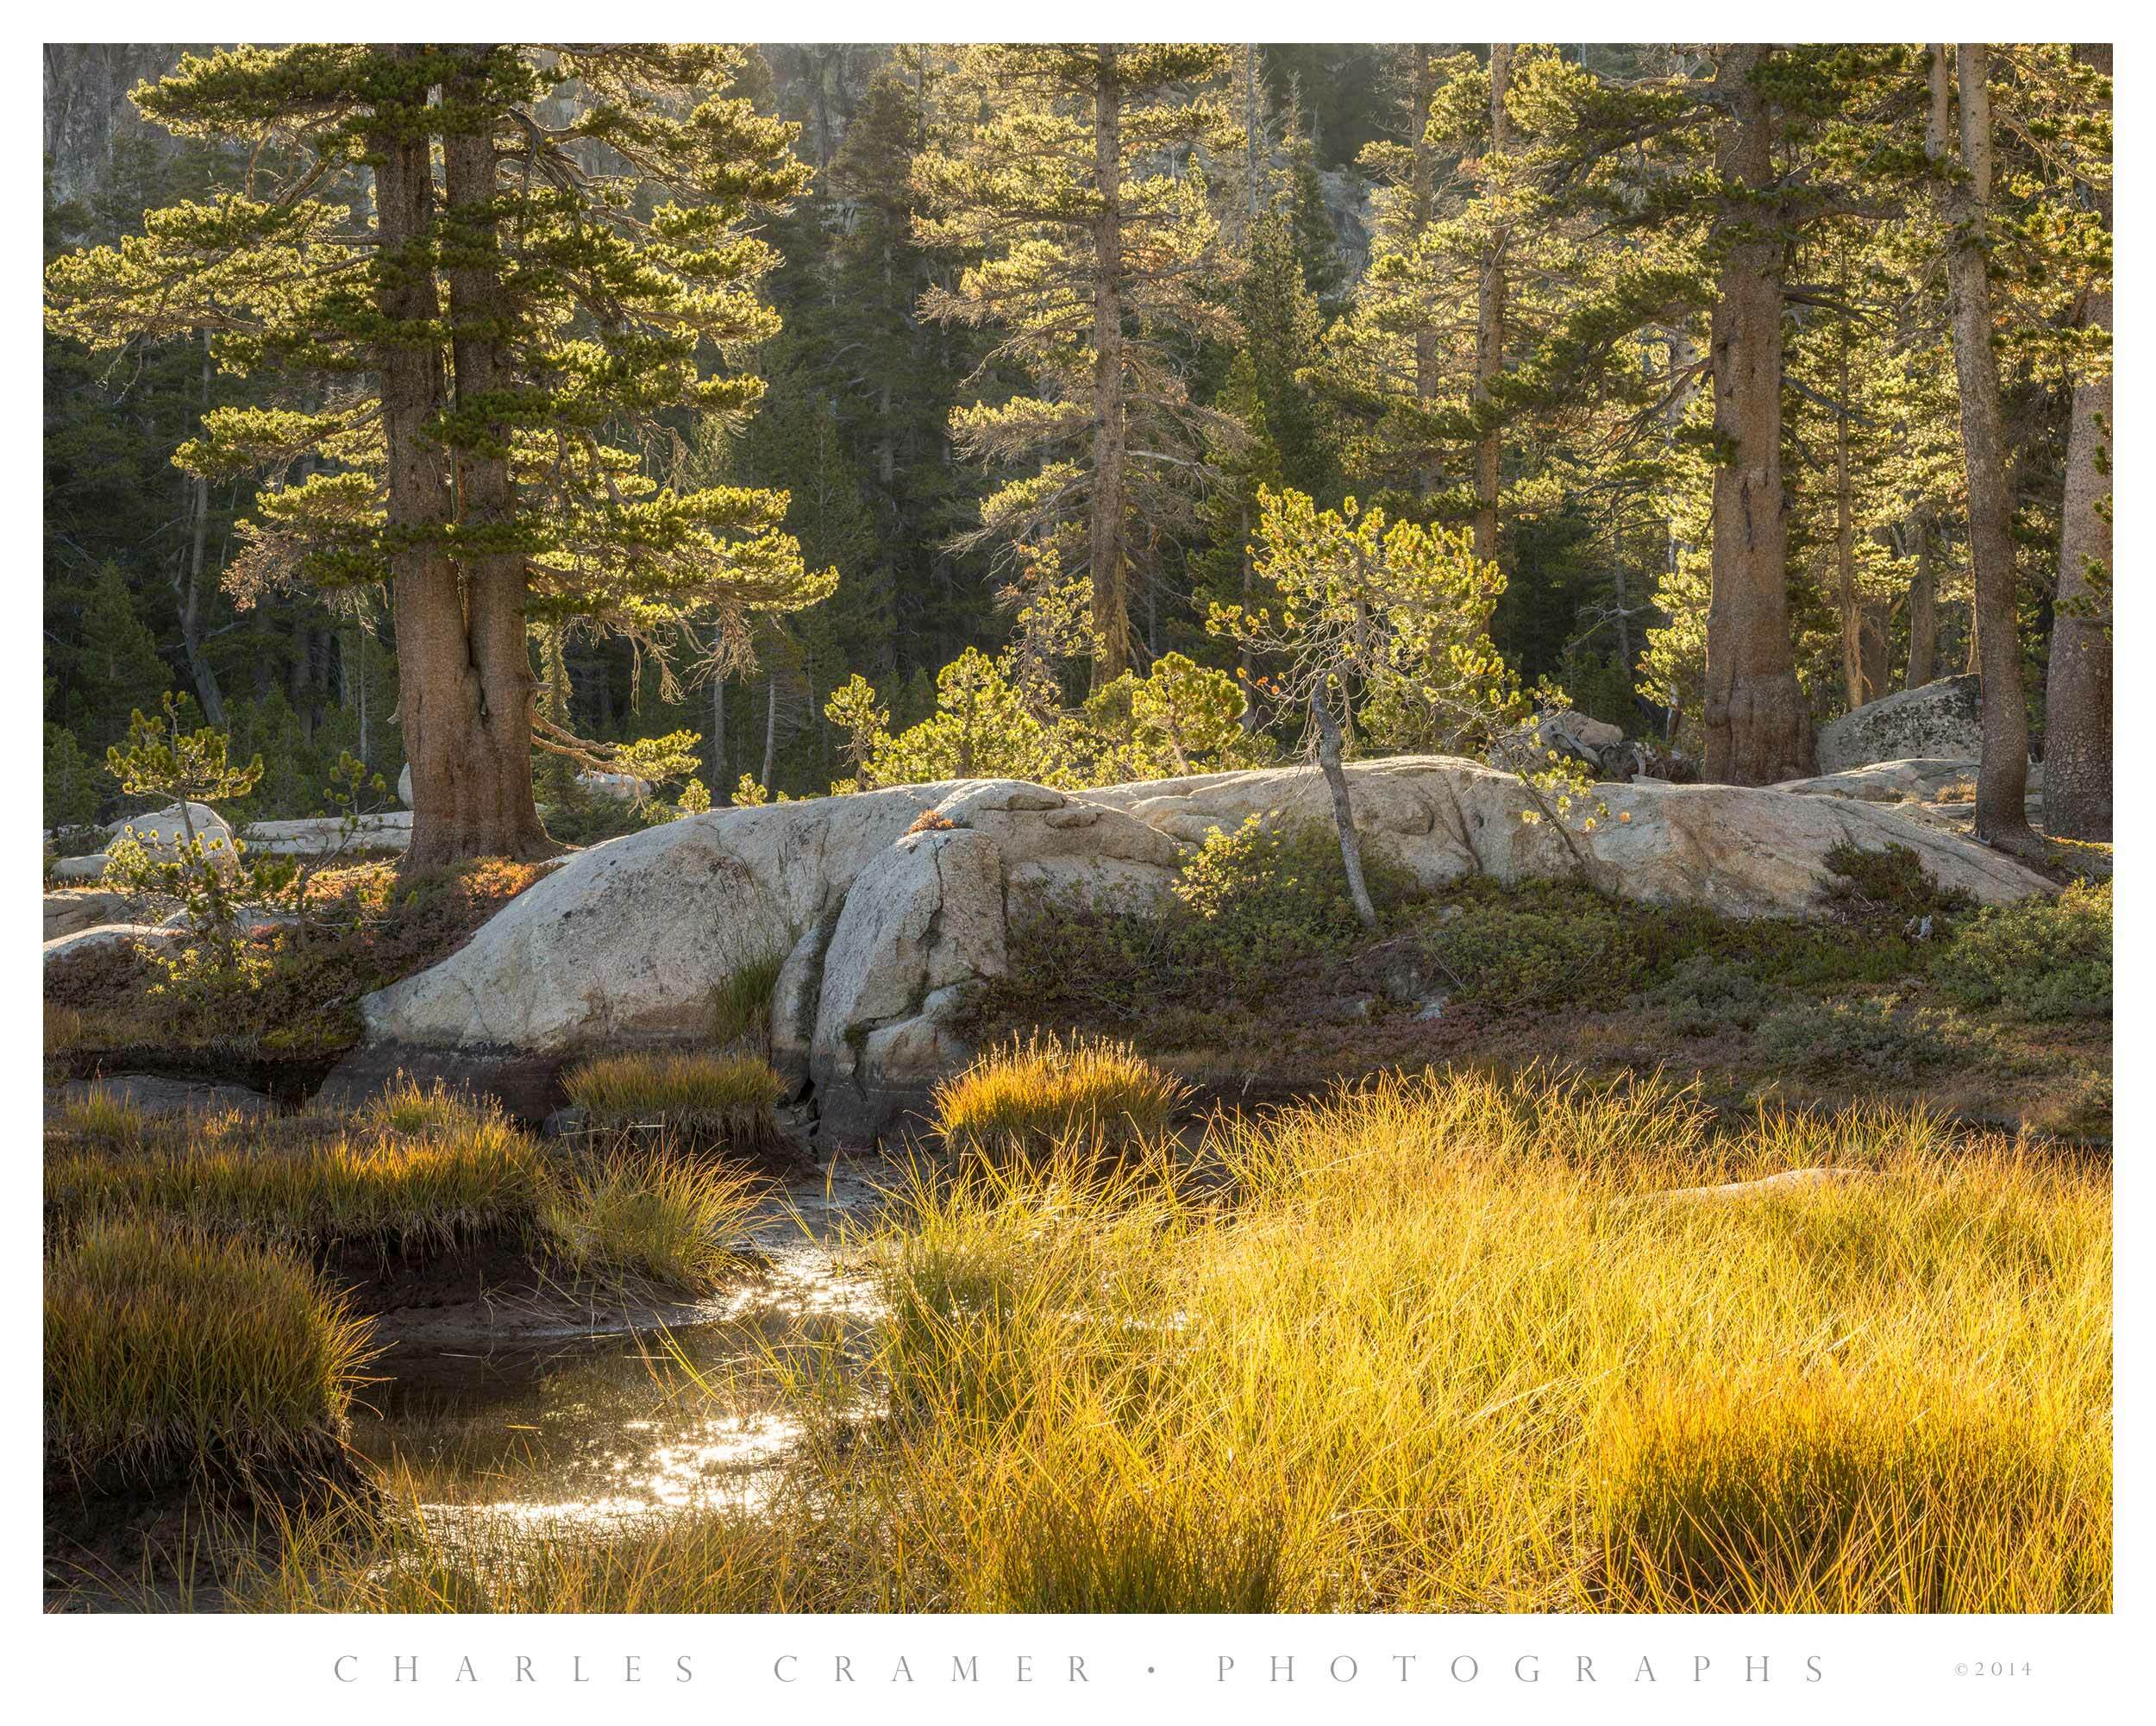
[45,43,1379,269]
[42,44,200,202]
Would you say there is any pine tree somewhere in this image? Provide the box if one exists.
[913,43,1240,687]
[818,60,991,676]
[47,45,836,868]
[66,562,172,754]
[1190,213,1334,714]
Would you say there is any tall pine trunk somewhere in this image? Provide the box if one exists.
[2043,42,2112,840]
[1088,45,1132,687]
[1702,44,1813,785]
[374,95,475,874]
[407,70,554,870]
[1930,44,2036,850]
[1471,44,1513,581]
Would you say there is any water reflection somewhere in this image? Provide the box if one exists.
[351,1165,883,1533]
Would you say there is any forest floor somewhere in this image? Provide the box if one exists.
[976,847,2114,1148]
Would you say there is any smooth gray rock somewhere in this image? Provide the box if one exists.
[352,758,2055,1145]
[809,827,1007,1141]
[363,785,947,1051]
[1532,707,1626,772]
[43,923,180,970]
[241,811,413,855]
[577,770,651,802]
[1775,757,1982,804]
[44,890,135,941]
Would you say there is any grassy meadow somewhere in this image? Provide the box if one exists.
[210,1058,2109,1615]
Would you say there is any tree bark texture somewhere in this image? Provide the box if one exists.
[373,91,475,874]
[392,56,555,872]
[1310,681,1377,930]
[2042,41,2112,840]
[1702,45,1814,785]
[1932,43,2036,849]
[405,69,554,869]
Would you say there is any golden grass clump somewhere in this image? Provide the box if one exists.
[930,1032,1190,1159]
[46,1114,547,1258]
[360,1075,498,1138]
[46,1076,756,1296]
[563,1051,784,1142]
[46,1221,373,1497]
[539,1151,765,1295]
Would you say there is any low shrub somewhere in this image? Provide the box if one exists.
[995,896,1182,1020]
[1172,816,1414,990]
[539,1151,762,1294]
[1754,996,1962,1082]
[931,1032,1189,1160]
[1645,955,1783,1036]
[1821,840,1977,927]
[1408,880,1642,1010]
[45,1221,373,1497]
[993,817,1420,1023]
[1931,882,2111,1021]
[41,857,552,1061]
[993,843,1940,1049]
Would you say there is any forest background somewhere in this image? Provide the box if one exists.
[40,41,2111,849]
